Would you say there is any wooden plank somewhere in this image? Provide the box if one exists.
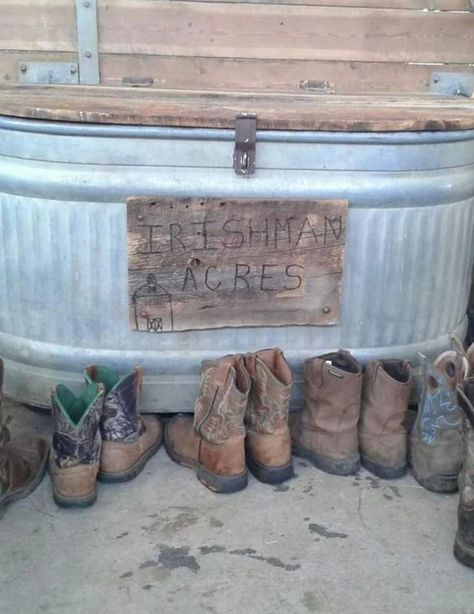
[96,2,474,64]
[169,0,470,8]
[0,2,75,52]
[99,55,474,94]
[1,2,473,63]
[1,52,473,94]
[127,197,348,331]
[0,85,473,131]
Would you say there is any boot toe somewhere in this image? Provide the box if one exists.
[164,415,199,468]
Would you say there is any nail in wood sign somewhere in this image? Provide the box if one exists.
[127,197,347,333]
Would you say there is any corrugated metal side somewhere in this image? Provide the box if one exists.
[0,120,473,410]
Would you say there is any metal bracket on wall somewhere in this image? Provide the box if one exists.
[19,62,79,85]
[75,0,100,85]
[430,72,474,98]
[233,115,257,176]
[19,1,100,84]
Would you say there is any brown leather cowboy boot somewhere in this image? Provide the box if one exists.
[359,359,413,479]
[291,350,363,475]
[244,348,293,484]
[50,382,104,507]
[85,366,162,482]
[0,359,49,507]
[165,355,249,493]
[410,351,464,493]
[454,379,474,569]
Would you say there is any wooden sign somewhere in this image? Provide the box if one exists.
[127,197,347,333]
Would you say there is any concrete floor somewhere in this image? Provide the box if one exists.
[1,400,473,614]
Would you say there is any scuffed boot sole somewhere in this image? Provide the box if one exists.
[246,453,294,484]
[98,439,162,483]
[410,467,459,493]
[454,532,474,569]
[53,487,97,509]
[292,442,360,476]
[0,443,49,507]
[361,454,407,480]
[197,465,248,494]
[164,429,247,494]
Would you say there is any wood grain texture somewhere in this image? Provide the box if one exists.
[1,1,473,63]
[118,0,470,8]
[2,52,474,94]
[0,85,473,131]
[127,197,347,331]
[98,55,474,94]
[97,2,474,63]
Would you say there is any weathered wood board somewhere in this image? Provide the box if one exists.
[127,197,348,332]
[2,85,474,131]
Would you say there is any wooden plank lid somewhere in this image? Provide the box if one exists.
[0,85,473,132]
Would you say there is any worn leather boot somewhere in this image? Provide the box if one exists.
[410,351,464,493]
[454,379,474,569]
[244,348,293,484]
[85,366,162,482]
[0,359,49,507]
[50,383,103,507]
[165,355,249,493]
[359,359,413,479]
[291,350,363,475]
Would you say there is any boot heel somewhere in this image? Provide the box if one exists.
[293,442,360,476]
[410,467,459,493]
[454,533,474,569]
[246,454,294,484]
[197,465,248,494]
[53,487,97,509]
[361,455,407,480]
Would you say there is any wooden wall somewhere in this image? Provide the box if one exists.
[1,0,473,93]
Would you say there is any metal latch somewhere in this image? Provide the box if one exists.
[233,114,257,176]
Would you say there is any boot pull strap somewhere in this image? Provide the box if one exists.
[134,367,144,398]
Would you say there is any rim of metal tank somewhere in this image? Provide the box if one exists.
[1,115,474,145]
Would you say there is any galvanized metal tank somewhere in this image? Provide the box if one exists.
[1,115,473,410]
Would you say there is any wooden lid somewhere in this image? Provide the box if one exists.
[0,85,473,132]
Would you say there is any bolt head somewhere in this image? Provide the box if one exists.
[322,306,331,314]
[83,1,90,6]
[70,65,77,74]
[20,64,27,73]
[85,51,92,58]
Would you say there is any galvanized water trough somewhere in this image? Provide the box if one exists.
[0,86,473,411]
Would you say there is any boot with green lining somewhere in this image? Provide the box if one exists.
[85,366,162,482]
[50,382,104,508]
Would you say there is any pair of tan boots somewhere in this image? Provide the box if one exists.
[291,350,413,478]
[50,366,162,507]
[165,348,294,493]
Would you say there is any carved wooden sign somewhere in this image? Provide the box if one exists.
[127,197,347,333]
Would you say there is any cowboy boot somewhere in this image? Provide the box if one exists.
[359,359,413,479]
[0,359,49,507]
[85,366,162,482]
[165,355,249,493]
[454,379,474,569]
[50,383,103,507]
[244,348,293,484]
[410,351,464,493]
[291,350,363,475]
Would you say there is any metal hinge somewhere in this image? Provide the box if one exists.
[233,114,257,177]
[430,72,474,98]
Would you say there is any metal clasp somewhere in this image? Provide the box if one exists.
[234,114,257,176]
